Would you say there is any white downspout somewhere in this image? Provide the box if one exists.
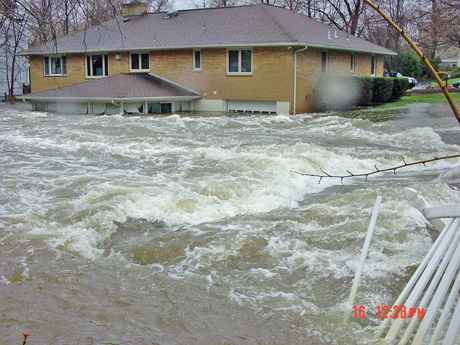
[294,46,308,115]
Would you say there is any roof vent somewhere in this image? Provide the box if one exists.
[122,1,148,18]
[165,10,179,18]
[328,31,331,40]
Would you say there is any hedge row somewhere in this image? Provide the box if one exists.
[314,76,410,111]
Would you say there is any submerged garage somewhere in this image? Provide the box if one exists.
[227,100,277,114]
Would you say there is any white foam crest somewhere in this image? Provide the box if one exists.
[163,114,185,126]
[181,245,228,270]
[9,109,48,119]
[250,268,277,278]
[263,114,293,124]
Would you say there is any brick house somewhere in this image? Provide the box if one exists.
[21,2,395,115]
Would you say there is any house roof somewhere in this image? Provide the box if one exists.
[22,4,395,56]
[21,73,201,101]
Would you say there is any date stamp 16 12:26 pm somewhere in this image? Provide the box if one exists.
[353,305,425,319]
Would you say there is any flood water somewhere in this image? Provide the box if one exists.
[1,102,459,344]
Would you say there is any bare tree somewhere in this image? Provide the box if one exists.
[192,0,239,8]
[363,0,418,73]
[417,0,460,60]
[0,0,29,95]
[148,0,173,11]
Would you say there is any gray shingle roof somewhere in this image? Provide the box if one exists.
[22,73,200,100]
[23,4,394,55]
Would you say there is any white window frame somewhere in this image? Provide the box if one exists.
[226,48,253,76]
[86,54,108,78]
[350,53,355,73]
[371,55,376,76]
[321,50,328,74]
[43,55,66,76]
[130,52,150,72]
[193,49,201,71]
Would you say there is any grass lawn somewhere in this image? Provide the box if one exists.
[378,92,460,108]
[430,77,460,87]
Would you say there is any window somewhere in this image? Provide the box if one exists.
[43,56,66,76]
[86,54,108,77]
[193,50,201,71]
[227,49,252,75]
[371,55,376,76]
[321,51,328,73]
[131,52,149,71]
[147,102,171,114]
[350,53,355,73]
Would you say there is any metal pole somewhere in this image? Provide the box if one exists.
[363,0,460,125]
[345,196,382,320]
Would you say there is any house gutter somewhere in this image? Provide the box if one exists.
[19,42,397,56]
[293,46,308,115]
[20,95,201,102]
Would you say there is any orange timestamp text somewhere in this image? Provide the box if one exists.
[353,305,425,319]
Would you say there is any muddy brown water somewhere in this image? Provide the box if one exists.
[1,102,459,344]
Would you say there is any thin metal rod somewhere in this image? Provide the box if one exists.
[345,196,382,316]
[363,0,460,125]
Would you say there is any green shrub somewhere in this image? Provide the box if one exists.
[372,77,394,103]
[399,50,423,78]
[354,76,374,105]
[422,56,442,77]
[390,78,410,101]
[451,67,460,78]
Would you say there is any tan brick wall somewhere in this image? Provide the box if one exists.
[109,52,130,75]
[30,47,385,114]
[30,54,86,93]
[150,47,294,106]
[30,52,132,93]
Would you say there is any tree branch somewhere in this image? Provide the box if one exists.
[290,154,460,184]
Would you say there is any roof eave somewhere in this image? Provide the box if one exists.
[21,95,201,102]
[19,42,395,56]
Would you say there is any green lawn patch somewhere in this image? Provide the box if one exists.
[430,77,460,87]
[377,92,460,108]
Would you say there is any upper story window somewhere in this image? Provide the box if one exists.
[86,54,108,77]
[131,52,149,71]
[371,55,376,76]
[350,53,355,73]
[44,55,66,76]
[321,51,328,73]
[227,49,252,75]
[193,50,201,71]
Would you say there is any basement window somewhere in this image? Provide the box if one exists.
[86,54,108,77]
[131,52,150,71]
[193,50,201,71]
[44,56,66,76]
[227,49,252,75]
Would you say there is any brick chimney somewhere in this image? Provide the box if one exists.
[122,1,148,18]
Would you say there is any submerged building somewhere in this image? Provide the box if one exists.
[21,1,395,114]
